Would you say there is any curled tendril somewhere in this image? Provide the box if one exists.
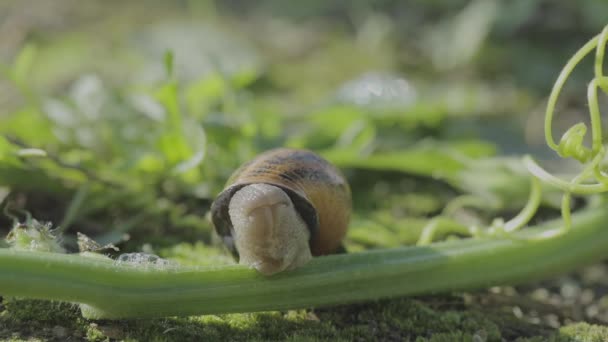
[417,25,608,245]
[557,123,592,162]
[525,24,608,235]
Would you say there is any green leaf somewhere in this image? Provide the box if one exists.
[0,135,18,163]
[322,139,496,179]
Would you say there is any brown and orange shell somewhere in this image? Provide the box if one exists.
[210,148,351,260]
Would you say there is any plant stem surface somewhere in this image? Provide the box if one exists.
[1,207,607,319]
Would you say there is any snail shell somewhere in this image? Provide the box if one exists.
[210,148,351,275]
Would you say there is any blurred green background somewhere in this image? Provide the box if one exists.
[1,1,608,340]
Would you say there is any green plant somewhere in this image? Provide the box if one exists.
[524,24,608,236]
[1,23,608,320]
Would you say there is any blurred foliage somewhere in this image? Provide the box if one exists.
[0,0,605,250]
[0,0,607,338]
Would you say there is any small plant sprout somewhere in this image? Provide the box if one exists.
[5,212,65,254]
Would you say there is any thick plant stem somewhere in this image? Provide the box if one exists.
[1,206,608,319]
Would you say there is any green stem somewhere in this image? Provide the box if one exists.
[1,206,608,319]
[588,77,604,153]
[442,195,494,216]
[416,217,471,246]
[595,25,608,86]
[503,176,541,233]
[545,33,599,150]
[523,155,608,194]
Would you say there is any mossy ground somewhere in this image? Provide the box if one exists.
[2,291,608,341]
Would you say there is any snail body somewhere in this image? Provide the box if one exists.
[211,148,351,275]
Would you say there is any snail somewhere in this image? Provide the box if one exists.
[211,148,351,275]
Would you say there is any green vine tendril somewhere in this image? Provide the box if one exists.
[524,24,608,237]
[418,24,608,245]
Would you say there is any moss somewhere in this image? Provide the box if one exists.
[0,298,87,341]
[517,323,608,342]
[316,298,502,341]
[552,323,608,342]
[0,296,501,341]
[4,293,608,341]
[85,324,109,342]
